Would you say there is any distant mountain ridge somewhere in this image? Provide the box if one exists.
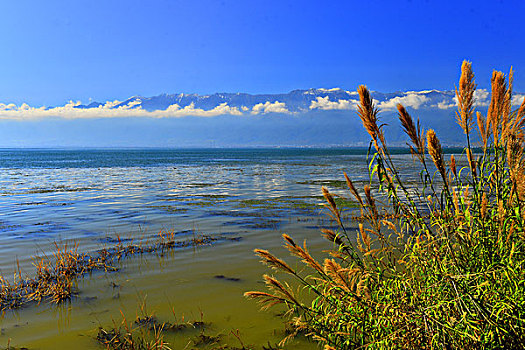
[72,88,460,113]
[0,88,523,148]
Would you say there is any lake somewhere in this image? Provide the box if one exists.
[0,148,444,349]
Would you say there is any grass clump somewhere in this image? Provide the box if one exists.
[96,312,170,350]
[245,61,525,349]
[0,231,219,310]
[97,305,256,350]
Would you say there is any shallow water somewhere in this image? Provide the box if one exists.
[0,148,458,349]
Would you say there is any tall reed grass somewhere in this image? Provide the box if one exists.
[246,61,525,349]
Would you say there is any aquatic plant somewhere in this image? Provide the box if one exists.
[0,231,219,311]
[246,61,525,349]
[96,309,170,350]
[96,306,255,350]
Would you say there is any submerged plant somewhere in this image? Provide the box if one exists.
[246,61,525,349]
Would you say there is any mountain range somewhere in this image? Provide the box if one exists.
[74,88,455,113]
[0,88,523,148]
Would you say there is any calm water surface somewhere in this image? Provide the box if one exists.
[0,148,434,349]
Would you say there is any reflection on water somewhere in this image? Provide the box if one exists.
[0,148,458,348]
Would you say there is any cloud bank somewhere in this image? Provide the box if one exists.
[0,101,243,120]
[378,93,430,110]
[0,88,523,120]
[251,101,289,114]
[309,96,357,110]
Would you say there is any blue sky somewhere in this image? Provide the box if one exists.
[0,0,523,106]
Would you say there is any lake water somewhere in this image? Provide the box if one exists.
[0,148,444,349]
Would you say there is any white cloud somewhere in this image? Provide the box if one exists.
[155,102,243,117]
[251,101,289,114]
[1,89,522,121]
[102,100,123,108]
[125,99,142,109]
[435,100,456,110]
[431,88,489,110]
[378,93,430,110]
[317,88,342,92]
[474,89,490,106]
[309,96,357,110]
[405,90,439,94]
[0,101,243,120]
[513,94,525,106]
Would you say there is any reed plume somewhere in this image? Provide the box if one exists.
[321,228,344,246]
[357,85,382,149]
[398,103,425,158]
[245,276,298,310]
[363,185,378,220]
[488,71,507,144]
[456,60,476,134]
[254,249,295,275]
[344,172,363,206]
[243,291,287,310]
[426,129,447,182]
[359,223,371,251]
[322,186,343,227]
[323,259,352,292]
[283,234,324,275]
[503,67,514,133]
[477,111,488,149]
[262,274,300,306]
[450,154,457,177]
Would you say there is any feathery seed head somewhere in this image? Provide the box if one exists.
[426,129,446,180]
[254,249,295,275]
[357,85,381,148]
[282,233,297,248]
[450,154,457,177]
[363,185,378,219]
[456,60,476,134]
[344,172,363,206]
[398,103,424,156]
[322,186,342,226]
[488,70,507,144]
[476,111,488,149]
[320,229,344,246]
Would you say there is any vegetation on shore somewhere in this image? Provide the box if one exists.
[246,61,525,349]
